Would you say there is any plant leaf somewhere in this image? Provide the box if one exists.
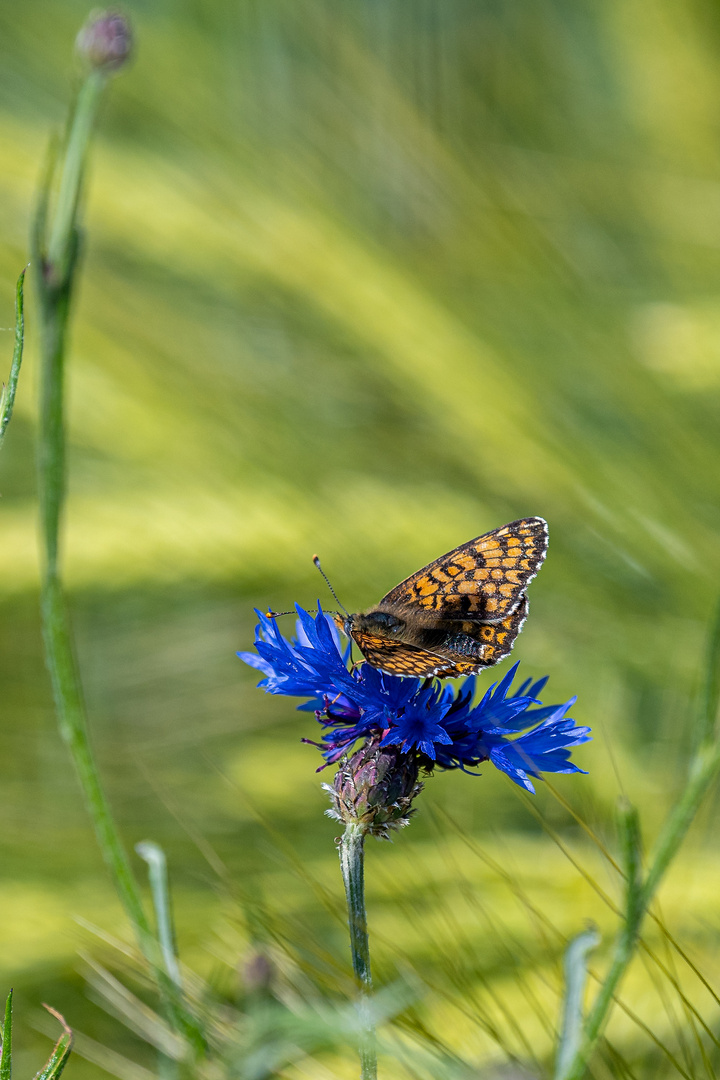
[554,927,600,1080]
[34,1006,73,1080]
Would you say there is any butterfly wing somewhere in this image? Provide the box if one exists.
[377,517,547,623]
[349,631,466,678]
[351,596,529,678]
[449,592,530,667]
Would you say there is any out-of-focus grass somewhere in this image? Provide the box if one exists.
[3,0,720,1074]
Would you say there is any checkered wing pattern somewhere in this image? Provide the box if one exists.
[348,632,476,679]
[351,596,530,678]
[378,517,547,623]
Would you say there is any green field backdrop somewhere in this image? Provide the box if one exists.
[2,1,720,1076]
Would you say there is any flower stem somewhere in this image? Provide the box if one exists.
[46,71,105,283]
[31,55,204,1059]
[34,59,149,960]
[340,823,377,1080]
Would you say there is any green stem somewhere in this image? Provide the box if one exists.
[0,269,26,452]
[558,603,720,1080]
[32,63,205,1059]
[136,842,183,988]
[40,575,150,933]
[46,72,105,282]
[554,928,600,1080]
[560,743,720,1080]
[340,824,377,1080]
[698,598,720,746]
[0,990,12,1080]
[641,741,720,909]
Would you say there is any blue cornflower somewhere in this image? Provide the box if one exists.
[239,604,590,794]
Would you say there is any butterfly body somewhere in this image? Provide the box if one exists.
[340,518,547,678]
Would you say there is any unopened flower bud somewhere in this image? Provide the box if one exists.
[327,735,423,839]
[76,10,133,73]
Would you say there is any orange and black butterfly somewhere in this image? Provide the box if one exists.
[337,517,548,679]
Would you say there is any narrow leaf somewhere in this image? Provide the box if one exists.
[554,927,600,1080]
[0,270,26,453]
[698,596,720,746]
[618,798,643,928]
[34,1006,73,1080]
[0,990,12,1080]
[135,842,182,988]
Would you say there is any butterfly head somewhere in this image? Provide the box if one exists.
[346,610,407,639]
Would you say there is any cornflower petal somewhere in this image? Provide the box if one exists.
[238,606,590,785]
[379,683,454,759]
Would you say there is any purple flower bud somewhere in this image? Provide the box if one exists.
[327,734,423,839]
[76,10,133,73]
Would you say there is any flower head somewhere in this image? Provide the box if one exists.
[239,604,590,795]
[328,734,423,838]
[76,10,133,73]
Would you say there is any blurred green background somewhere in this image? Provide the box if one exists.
[2,0,720,1076]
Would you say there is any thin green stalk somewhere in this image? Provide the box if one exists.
[0,990,12,1080]
[31,26,204,1060]
[46,72,105,282]
[339,824,377,1080]
[39,575,151,935]
[136,842,183,989]
[0,269,26,452]
[563,803,643,1078]
[554,928,600,1080]
[697,596,720,746]
[136,843,181,1080]
[35,1006,74,1080]
[641,740,720,906]
[559,611,720,1080]
[33,61,151,950]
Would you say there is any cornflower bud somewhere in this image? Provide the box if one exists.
[327,734,423,839]
[76,10,133,74]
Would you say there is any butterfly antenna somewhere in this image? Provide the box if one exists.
[267,606,336,619]
[313,554,349,617]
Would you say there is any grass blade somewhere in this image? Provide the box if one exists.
[34,1006,73,1080]
[0,270,26,453]
[698,596,720,746]
[555,927,600,1080]
[135,842,182,989]
[0,990,12,1080]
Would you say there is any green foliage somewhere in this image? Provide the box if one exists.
[0,270,25,455]
[555,928,600,1080]
[0,992,73,1080]
[0,991,12,1080]
[32,1007,73,1080]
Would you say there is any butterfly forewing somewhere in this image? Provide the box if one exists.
[378,517,547,623]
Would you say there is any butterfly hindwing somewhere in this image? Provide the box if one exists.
[350,596,530,679]
[348,631,468,678]
[443,593,530,668]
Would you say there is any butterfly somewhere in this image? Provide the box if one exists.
[337,517,548,678]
